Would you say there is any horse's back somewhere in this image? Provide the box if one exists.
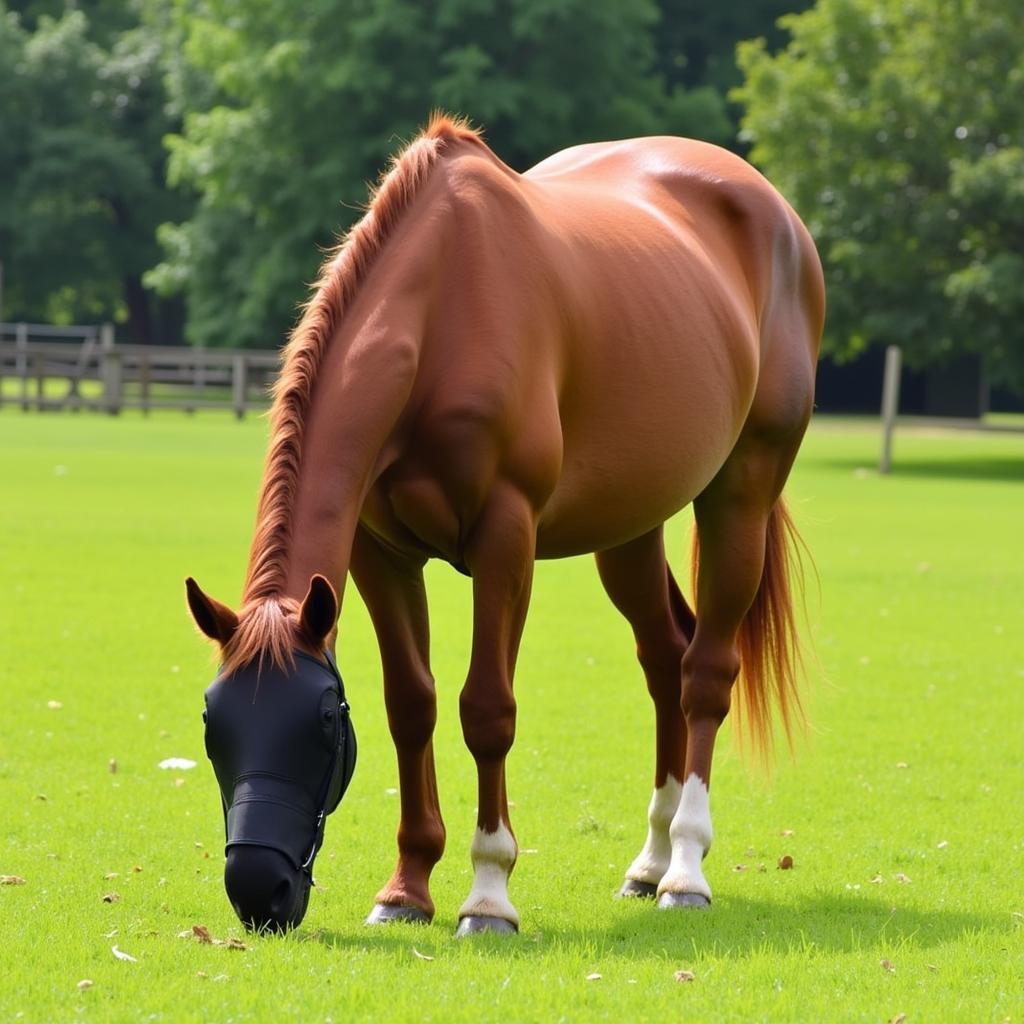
[513,138,821,554]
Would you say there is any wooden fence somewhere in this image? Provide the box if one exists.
[0,322,280,418]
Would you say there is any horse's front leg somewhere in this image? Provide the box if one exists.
[350,527,446,925]
[456,483,536,937]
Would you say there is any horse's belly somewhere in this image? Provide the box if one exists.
[532,321,757,561]
[536,388,745,558]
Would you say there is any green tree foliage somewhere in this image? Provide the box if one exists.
[735,0,1024,390]
[0,2,184,341]
[150,0,734,348]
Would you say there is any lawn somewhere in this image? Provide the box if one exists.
[1,411,1022,1023]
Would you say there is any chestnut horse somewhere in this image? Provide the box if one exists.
[187,114,824,935]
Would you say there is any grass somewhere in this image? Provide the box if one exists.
[1,410,1022,1023]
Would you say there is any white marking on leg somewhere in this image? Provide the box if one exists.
[657,772,713,900]
[458,822,519,926]
[625,775,683,886]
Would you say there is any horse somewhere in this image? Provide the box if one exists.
[187,113,824,935]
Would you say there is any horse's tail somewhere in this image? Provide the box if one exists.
[690,495,809,764]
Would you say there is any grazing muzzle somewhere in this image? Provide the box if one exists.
[203,651,356,932]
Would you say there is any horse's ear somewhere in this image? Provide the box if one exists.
[299,574,338,649]
[185,578,239,645]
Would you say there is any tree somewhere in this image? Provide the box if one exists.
[150,0,734,349]
[735,0,1024,392]
[0,2,184,341]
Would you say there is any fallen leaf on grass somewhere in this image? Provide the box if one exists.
[192,925,212,944]
[780,829,794,837]
[220,938,246,951]
[109,759,118,774]
[894,873,912,884]
[585,972,602,981]
[158,758,196,771]
[102,892,120,903]
[757,864,767,873]
[412,947,434,961]
[196,971,208,979]
[888,1014,906,1024]
[936,840,948,849]
[34,793,47,801]
[47,701,63,710]
[111,946,138,962]
[895,762,908,770]
[77,980,93,991]
[104,872,118,880]
[674,970,696,983]
[925,963,938,973]
[733,864,748,873]
[870,875,884,884]
[1,876,26,885]
[778,855,794,870]
[132,865,143,873]
[880,958,896,974]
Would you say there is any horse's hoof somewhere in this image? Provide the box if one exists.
[657,891,711,910]
[617,879,658,899]
[365,903,431,926]
[455,915,518,937]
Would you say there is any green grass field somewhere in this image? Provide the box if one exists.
[2,411,1022,1023]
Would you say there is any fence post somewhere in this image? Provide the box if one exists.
[879,345,902,475]
[34,353,45,410]
[17,322,29,411]
[232,353,247,419]
[140,350,151,416]
[100,323,122,415]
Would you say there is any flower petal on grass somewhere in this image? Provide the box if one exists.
[158,758,196,771]
[111,946,138,962]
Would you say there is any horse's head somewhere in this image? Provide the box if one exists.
[185,576,356,932]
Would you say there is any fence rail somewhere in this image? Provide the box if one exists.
[0,322,280,418]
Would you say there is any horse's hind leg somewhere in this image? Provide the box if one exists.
[657,417,808,908]
[594,527,695,898]
[350,527,446,926]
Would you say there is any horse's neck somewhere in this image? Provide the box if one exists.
[277,303,423,606]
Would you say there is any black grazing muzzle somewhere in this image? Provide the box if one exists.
[202,650,356,932]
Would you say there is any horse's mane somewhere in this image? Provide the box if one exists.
[222,113,482,674]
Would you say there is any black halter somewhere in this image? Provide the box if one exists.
[203,650,357,882]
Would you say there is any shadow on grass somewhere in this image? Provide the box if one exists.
[295,891,1009,960]
[821,454,1024,484]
